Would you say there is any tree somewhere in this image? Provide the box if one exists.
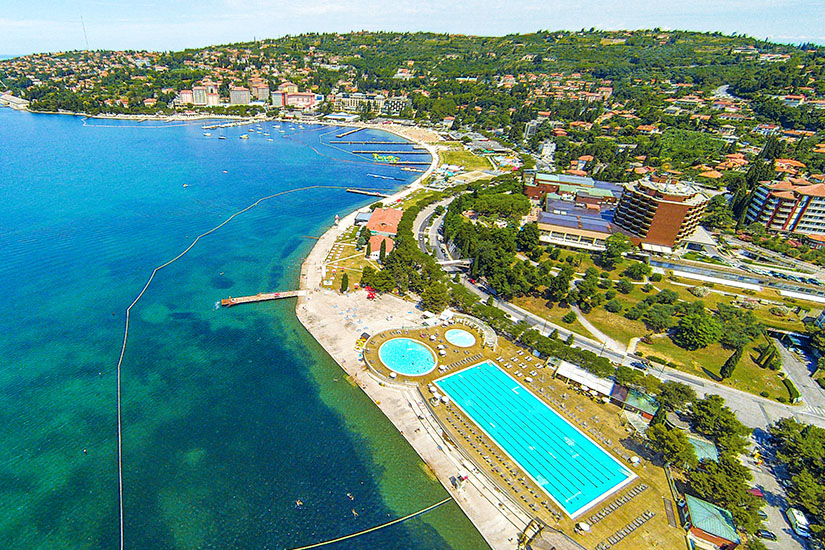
[379,238,387,263]
[562,311,577,324]
[545,265,574,302]
[688,455,762,533]
[623,261,652,281]
[600,233,632,270]
[643,303,674,333]
[616,278,633,294]
[421,281,450,313]
[657,381,696,412]
[365,239,372,257]
[516,222,540,251]
[646,423,697,468]
[715,304,762,349]
[566,333,574,345]
[604,299,623,313]
[691,395,750,454]
[340,273,349,293]
[672,312,720,350]
[360,265,376,288]
[720,346,744,379]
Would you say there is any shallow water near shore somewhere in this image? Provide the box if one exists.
[0,109,489,550]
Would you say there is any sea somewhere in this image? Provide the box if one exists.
[0,108,490,550]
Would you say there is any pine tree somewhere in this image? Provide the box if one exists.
[365,240,371,258]
[379,238,387,263]
[340,273,349,293]
[720,346,744,379]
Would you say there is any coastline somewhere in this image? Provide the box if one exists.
[294,130,526,549]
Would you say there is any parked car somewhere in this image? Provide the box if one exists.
[756,529,777,541]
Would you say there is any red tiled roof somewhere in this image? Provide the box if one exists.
[366,208,403,235]
[368,234,394,254]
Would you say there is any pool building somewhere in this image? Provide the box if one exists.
[436,361,636,518]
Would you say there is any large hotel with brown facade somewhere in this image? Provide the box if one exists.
[612,177,709,251]
[531,174,709,253]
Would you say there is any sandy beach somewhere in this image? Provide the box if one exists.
[294,130,527,549]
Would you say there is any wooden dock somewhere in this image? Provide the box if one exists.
[220,290,306,307]
[346,188,390,198]
[330,140,401,145]
[335,127,365,138]
[352,150,431,154]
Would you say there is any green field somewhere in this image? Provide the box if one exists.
[439,149,492,171]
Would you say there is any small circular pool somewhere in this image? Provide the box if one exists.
[445,328,476,348]
[378,338,437,376]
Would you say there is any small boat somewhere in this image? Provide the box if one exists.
[240,134,249,139]
[218,136,227,140]
[351,509,358,517]
[182,183,189,188]
[203,132,211,137]
[267,138,274,142]
[296,500,303,507]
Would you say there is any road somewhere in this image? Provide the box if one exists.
[412,196,825,433]
[745,446,807,550]
[774,338,825,417]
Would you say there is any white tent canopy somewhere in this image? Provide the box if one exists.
[554,360,615,396]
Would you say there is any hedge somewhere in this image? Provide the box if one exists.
[783,378,801,402]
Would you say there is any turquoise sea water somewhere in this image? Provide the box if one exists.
[437,362,635,518]
[0,109,489,550]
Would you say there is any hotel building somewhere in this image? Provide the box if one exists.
[229,86,250,105]
[745,180,825,236]
[613,177,709,250]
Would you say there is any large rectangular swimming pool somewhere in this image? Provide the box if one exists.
[436,361,635,517]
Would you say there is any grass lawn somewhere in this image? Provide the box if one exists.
[439,149,492,171]
[638,337,790,402]
[583,307,648,347]
[512,295,594,339]
[321,228,381,291]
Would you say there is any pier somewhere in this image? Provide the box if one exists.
[335,127,365,138]
[220,290,306,307]
[330,140,407,145]
[375,161,431,166]
[352,150,431,155]
[346,188,390,198]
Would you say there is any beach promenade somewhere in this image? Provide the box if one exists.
[295,138,527,549]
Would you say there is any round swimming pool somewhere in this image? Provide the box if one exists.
[445,328,476,348]
[378,338,437,376]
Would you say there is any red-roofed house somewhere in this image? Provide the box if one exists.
[366,208,403,237]
[368,235,394,260]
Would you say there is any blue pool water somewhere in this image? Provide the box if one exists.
[379,338,437,376]
[436,362,635,517]
[445,329,475,348]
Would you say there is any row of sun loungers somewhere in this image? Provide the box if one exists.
[588,483,649,525]
[595,510,655,550]
[446,353,483,370]
[442,407,562,522]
